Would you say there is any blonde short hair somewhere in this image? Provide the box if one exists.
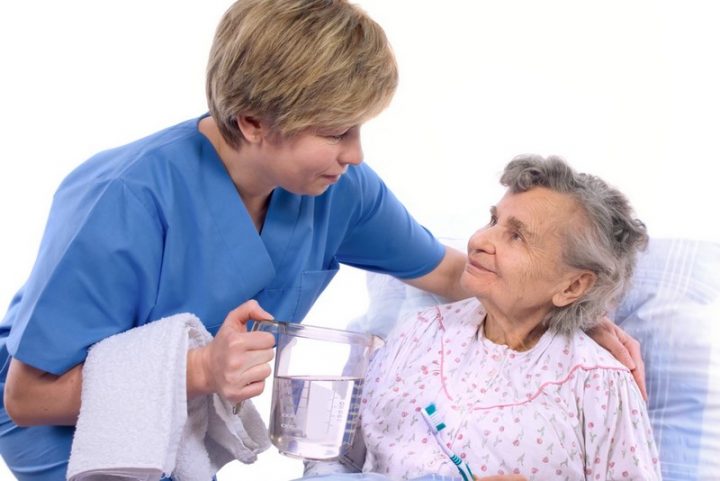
[207,0,398,147]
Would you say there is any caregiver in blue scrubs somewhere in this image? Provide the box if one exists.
[0,1,644,479]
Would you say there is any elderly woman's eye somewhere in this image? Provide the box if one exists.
[510,231,523,241]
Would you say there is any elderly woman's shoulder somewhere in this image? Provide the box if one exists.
[553,331,647,411]
[555,329,630,374]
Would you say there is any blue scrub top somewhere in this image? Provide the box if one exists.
[0,116,444,478]
[1,114,445,376]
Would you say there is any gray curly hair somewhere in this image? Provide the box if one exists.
[500,154,649,335]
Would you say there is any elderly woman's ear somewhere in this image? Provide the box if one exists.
[552,271,597,308]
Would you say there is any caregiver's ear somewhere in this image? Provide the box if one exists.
[552,271,597,307]
[236,115,266,143]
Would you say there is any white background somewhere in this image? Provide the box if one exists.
[1,1,719,479]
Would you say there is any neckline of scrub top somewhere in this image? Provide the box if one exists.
[194,116,302,292]
[259,188,303,275]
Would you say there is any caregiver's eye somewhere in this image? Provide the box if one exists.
[326,131,349,143]
[488,215,498,226]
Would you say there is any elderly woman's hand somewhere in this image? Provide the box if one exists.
[187,300,276,403]
[588,317,647,400]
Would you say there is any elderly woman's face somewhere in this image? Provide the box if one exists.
[460,187,584,319]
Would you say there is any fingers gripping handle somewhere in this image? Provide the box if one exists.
[232,318,277,415]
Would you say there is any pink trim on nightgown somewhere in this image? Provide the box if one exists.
[432,304,629,410]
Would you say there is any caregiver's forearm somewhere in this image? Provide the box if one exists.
[5,352,210,427]
[405,246,472,301]
[4,357,82,426]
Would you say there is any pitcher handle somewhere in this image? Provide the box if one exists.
[250,318,280,334]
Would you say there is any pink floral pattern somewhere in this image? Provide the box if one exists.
[360,299,661,480]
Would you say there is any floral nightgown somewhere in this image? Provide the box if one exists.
[360,299,661,480]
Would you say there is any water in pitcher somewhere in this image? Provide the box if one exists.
[270,375,364,460]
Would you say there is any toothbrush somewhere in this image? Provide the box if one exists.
[420,403,475,481]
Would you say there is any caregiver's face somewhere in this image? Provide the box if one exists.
[262,125,363,196]
[461,187,583,317]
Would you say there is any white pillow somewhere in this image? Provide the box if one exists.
[614,238,720,481]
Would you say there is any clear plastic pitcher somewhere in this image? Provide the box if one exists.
[253,320,383,460]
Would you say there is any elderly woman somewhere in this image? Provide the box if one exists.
[359,155,660,480]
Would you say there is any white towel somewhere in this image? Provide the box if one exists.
[67,313,271,481]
